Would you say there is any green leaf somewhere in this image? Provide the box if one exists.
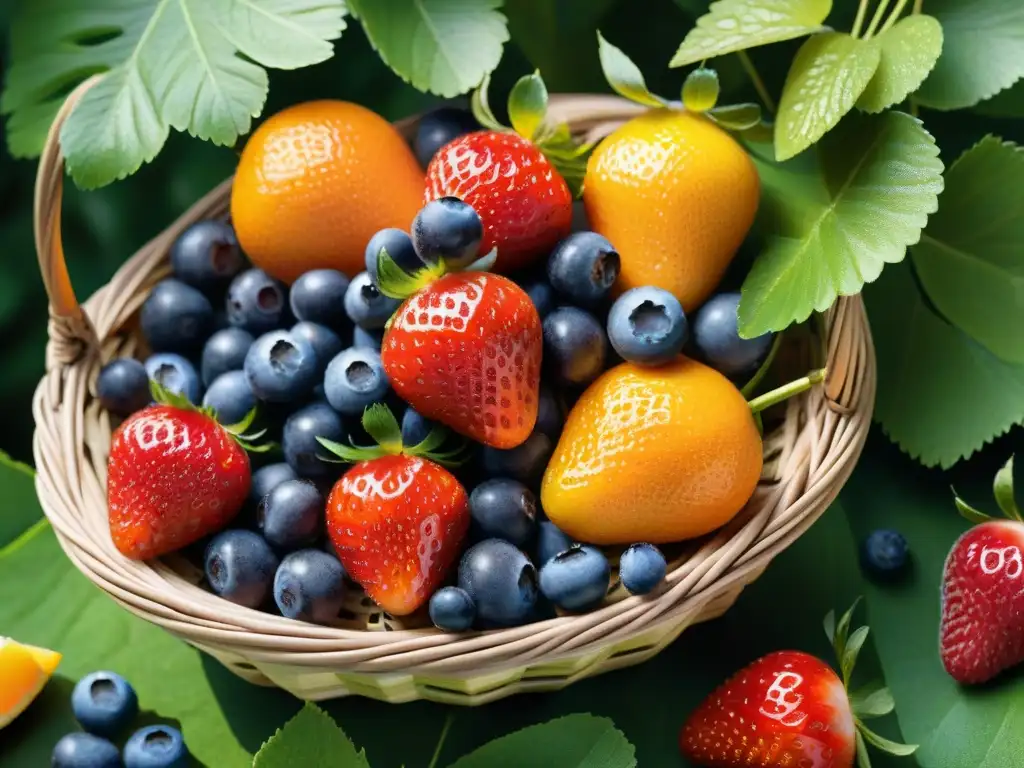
[915,0,1024,110]
[832,597,861,661]
[596,31,668,108]
[376,246,446,299]
[361,403,403,453]
[470,72,506,132]
[738,111,943,337]
[823,608,837,644]
[507,71,548,142]
[953,491,992,524]
[707,102,762,131]
[993,455,1021,522]
[682,68,720,112]
[842,625,869,686]
[855,731,872,768]
[347,0,509,98]
[253,702,371,767]
[668,0,832,69]
[447,714,636,768]
[865,260,1024,468]
[858,724,919,757]
[851,682,897,720]
[0,450,41,549]
[775,32,881,161]
[975,79,1024,118]
[909,138,1024,364]
[2,0,347,187]
[856,15,943,114]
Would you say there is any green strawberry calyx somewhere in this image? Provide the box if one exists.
[148,377,273,453]
[315,403,470,467]
[824,599,919,766]
[952,454,1022,525]
[374,245,497,302]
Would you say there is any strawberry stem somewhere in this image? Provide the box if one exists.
[375,247,448,300]
[747,367,826,414]
[148,378,273,453]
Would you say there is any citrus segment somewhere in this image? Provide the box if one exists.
[0,638,60,728]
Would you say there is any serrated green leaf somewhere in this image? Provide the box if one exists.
[850,681,896,720]
[507,71,547,142]
[915,0,1024,110]
[596,30,668,108]
[447,714,636,768]
[669,0,831,68]
[214,0,348,70]
[347,0,509,98]
[993,455,1021,521]
[953,492,992,524]
[254,702,371,767]
[738,111,942,337]
[910,138,1024,364]
[775,32,881,161]
[707,102,762,131]
[975,79,1024,118]
[682,68,720,112]
[857,15,943,114]
[866,260,1024,469]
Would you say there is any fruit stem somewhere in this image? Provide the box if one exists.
[741,330,785,398]
[747,368,827,414]
[863,0,893,38]
[878,0,911,34]
[851,0,871,37]
[427,713,456,768]
[735,51,776,114]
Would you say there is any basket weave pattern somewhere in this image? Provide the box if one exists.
[31,82,876,705]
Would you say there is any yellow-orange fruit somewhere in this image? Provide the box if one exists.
[0,638,61,729]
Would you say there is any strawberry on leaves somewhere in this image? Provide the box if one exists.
[318,404,471,617]
[107,379,270,560]
[943,455,1024,684]
[680,600,916,768]
[424,71,590,273]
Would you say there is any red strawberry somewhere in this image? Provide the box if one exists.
[681,603,916,768]
[320,405,470,616]
[380,271,542,449]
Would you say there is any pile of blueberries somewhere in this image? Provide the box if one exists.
[53,671,185,768]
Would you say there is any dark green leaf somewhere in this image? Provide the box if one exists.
[682,68,720,112]
[775,32,881,161]
[596,30,668,108]
[910,137,1024,364]
[253,702,371,767]
[507,71,548,142]
[0,450,40,549]
[974,79,1024,118]
[856,15,944,114]
[993,455,1021,521]
[823,608,837,644]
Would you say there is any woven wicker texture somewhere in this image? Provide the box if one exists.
[31,80,876,705]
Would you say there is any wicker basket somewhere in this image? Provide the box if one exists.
[31,78,876,706]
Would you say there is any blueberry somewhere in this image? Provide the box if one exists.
[249,463,298,508]
[414,107,478,167]
[140,278,214,353]
[481,432,553,486]
[52,733,121,768]
[201,370,256,426]
[71,671,138,738]
[607,286,688,366]
[520,275,555,319]
[458,539,538,626]
[258,479,324,551]
[538,545,610,612]
[204,529,279,608]
[227,268,287,335]
[290,322,344,376]
[283,401,346,478]
[860,529,910,579]
[170,219,244,293]
[535,520,573,566]
[535,385,566,440]
[619,543,667,595]
[365,228,427,285]
[547,232,620,307]
[323,347,390,415]
[401,407,435,447]
[244,330,318,403]
[200,327,255,387]
[144,353,201,404]
[428,586,477,631]
[470,479,537,547]
[692,292,774,378]
[289,269,351,332]
[123,725,189,768]
[344,272,401,329]
[97,358,151,417]
[542,307,607,386]
[352,326,384,350]
[273,549,347,623]
[412,197,483,269]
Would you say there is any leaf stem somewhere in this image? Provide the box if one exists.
[748,368,827,414]
[912,0,923,12]
[878,0,912,34]
[851,0,871,37]
[735,50,776,114]
[863,0,893,38]
[427,713,455,768]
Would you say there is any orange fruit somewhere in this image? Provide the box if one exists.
[230,100,425,283]
[583,109,759,313]
[0,637,61,729]
[540,357,762,545]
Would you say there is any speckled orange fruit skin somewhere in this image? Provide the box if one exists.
[540,357,762,545]
[230,100,425,283]
[584,110,760,313]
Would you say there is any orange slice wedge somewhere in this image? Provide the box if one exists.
[0,637,61,728]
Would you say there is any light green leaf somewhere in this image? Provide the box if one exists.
[850,682,896,720]
[253,702,371,767]
[738,111,943,338]
[214,0,348,70]
[859,724,919,757]
[993,455,1021,521]
[865,260,1024,468]
[855,731,872,768]
[857,15,943,114]
[447,714,636,768]
[915,0,1024,110]
[682,68,720,112]
[597,31,668,108]
[776,32,881,161]
[953,493,992,524]
[507,71,548,141]
[842,625,869,686]
[975,79,1024,118]
[910,138,1024,364]
[707,102,762,130]
[347,0,509,98]
[669,0,832,68]
[0,450,41,549]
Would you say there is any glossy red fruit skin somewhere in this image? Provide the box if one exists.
[424,130,573,273]
[680,651,855,768]
[381,272,542,449]
[326,454,469,616]
[107,405,250,560]
[940,519,1024,684]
